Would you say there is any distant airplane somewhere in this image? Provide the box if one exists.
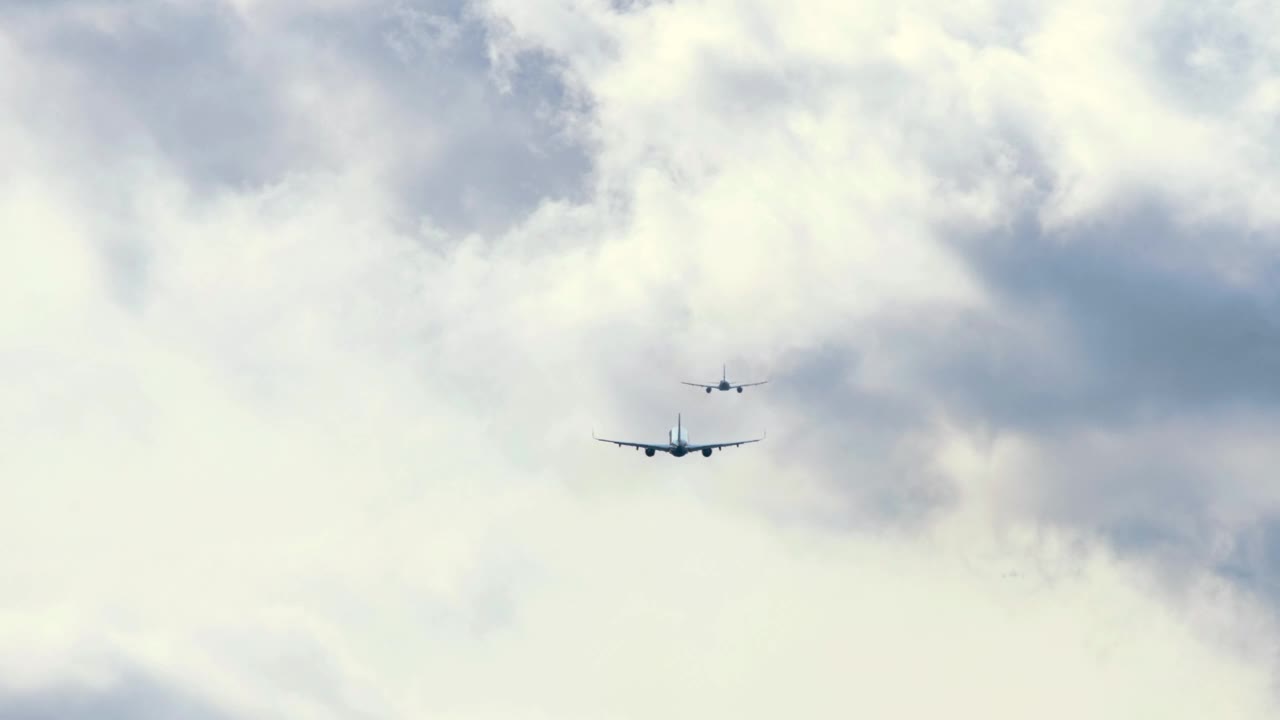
[682,364,768,394]
[594,414,765,457]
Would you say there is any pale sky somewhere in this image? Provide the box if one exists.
[4,1,1280,718]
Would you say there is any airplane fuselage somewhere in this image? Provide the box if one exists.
[666,425,707,456]
[669,425,689,446]
[705,380,734,393]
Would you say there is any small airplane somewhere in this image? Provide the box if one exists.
[594,414,765,457]
[682,365,768,394]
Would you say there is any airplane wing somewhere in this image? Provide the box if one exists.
[686,431,766,452]
[592,431,671,453]
[680,381,717,389]
[732,380,769,389]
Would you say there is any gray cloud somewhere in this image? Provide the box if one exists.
[791,200,1280,609]
[756,192,1280,592]
[3,0,593,236]
[937,207,1280,431]
[5,2,299,187]
[765,345,955,528]
[0,671,237,720]
[287,1,595,235]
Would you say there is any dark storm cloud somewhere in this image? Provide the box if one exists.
[0,671,237,720]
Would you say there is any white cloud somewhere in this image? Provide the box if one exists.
[3,0,1280,717]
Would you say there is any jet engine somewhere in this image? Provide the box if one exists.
[737,387,743,393]
[706,387,712,393]
[702,448,713,457]
[645,448,656,457]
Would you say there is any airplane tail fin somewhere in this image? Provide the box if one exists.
[723,364,727,381]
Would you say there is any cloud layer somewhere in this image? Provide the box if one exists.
[4,0,1280,717]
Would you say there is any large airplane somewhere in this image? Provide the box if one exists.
[593,414,765,457]
[682,365,768,394]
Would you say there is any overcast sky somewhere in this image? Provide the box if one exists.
[4,1,1280,717]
